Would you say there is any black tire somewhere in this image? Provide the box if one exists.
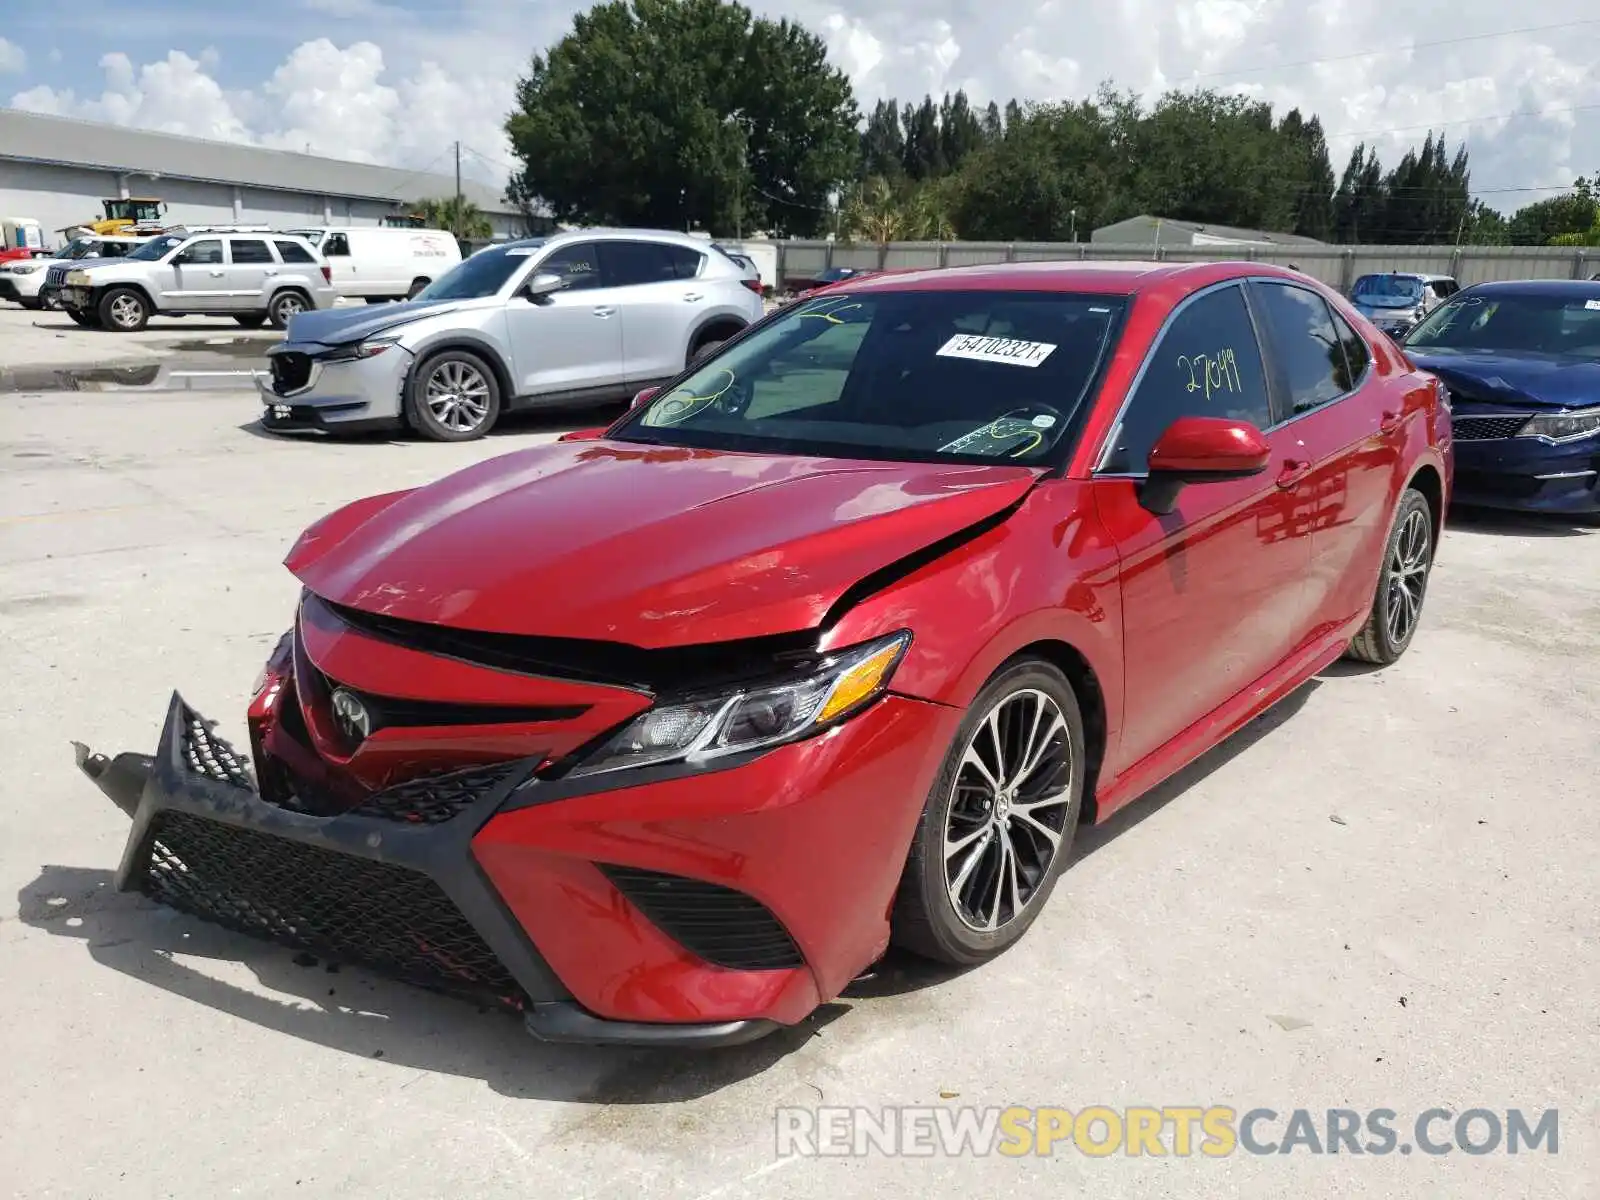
[1346,487,1435,665]
[18,297,43,311]
[65,307,100,328]
[403,350,502,442]
[891,658,1086,966]
[407,277,429,299]
[267,291,309,330]
[689,337,726,365]
[234,314,267,328]
[98,287,149,332]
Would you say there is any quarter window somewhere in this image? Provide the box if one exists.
[1329,307,1370,391]
[229,239,274,264]
[1099,284,1272,474]
[1250,281,1348,415]
[273,240,317,264]
[538,242,602,291]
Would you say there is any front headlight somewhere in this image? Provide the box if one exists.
[322,336,400,362]
[9,264,41,275]
[65,270,89,285]
[567,630,912,778]
[1516,406,1600,443]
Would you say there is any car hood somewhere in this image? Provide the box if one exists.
[285,440,1041,648]
[1407,349,1600,410]
[282,297,482,346]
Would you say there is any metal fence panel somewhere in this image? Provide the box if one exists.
[771,239,1595,291]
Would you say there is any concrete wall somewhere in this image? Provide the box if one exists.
[0,158,527,247]
[774,238,1600,291]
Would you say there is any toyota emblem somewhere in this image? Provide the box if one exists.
[330,688,371,742]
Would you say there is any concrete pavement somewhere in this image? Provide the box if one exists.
[0,377,1595,1199]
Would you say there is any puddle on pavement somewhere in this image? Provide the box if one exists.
[0,362,263,393]
[166,337,277,358]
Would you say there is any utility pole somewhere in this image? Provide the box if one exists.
[453,140,462,238]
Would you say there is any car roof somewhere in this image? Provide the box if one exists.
[1457,278,1600,299]
[820,258,1315,298]
[1355,271,1454,281]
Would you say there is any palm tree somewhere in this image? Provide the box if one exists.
[412,197,493,239]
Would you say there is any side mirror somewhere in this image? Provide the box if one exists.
[523,272,567,300]
[630,386,660,410]
[1138,416,1271,515]
[556,427,608,442]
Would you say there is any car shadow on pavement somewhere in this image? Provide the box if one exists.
[844,678,1323,1001]
[1446,505,1597,537]
[16,864,844,1102]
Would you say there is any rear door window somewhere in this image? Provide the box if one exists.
[229,239,274,264]
[1098,284,1273,474]
[1249,281,1350,415]
[601,240,701,286]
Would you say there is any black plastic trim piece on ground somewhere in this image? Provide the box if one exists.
[96,692,570,1011]
[523,1002,780,1048]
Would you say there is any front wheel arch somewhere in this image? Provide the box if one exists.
[400,339,514,429]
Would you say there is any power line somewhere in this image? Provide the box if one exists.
[1177,17,1600,82]
[1323,100,1600,143]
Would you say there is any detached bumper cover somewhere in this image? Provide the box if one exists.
[80,692,781,1047]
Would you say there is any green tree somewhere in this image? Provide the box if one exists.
[860,99,905,181]
[412,196,493,239]
[504,0,859,236]
[1333,143,1386,243]
[1276,109,1336,241]
[938,91,986,174]
[1506,177,1597,245]
[1376,131,1471,244]
[901,96,946,181]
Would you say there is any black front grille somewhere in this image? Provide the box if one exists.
[270,352,313,395]
[601,864,804,971]
[1452,414,1530,441]
[137,809,525,1006]
[351,762,520,825]
[46,266,68,288]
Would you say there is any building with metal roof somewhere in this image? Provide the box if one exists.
[0,108,533,247]
[1092,214,1327,248]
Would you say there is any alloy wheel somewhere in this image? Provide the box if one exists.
[943,688,1074,932]
[1386,507,1430,644]
[109,294,144,329]
[424,360,492,433]
[274,295,305,321]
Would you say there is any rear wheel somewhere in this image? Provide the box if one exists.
[891,659,1086,966]
[99,288,149,332]
[1346,487,1434,665]
[404,350,502,442]
[267,291,308,329]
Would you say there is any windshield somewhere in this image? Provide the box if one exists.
[1353,275,1423,302]
[613,290,1128,464]
[60,239,101,259]
[289,229,325,246]
[414,242,543,300]
[1405,292,1600,358]
[125,235,186,262]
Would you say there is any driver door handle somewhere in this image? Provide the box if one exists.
[1275,459,1312,490]
[208,270,225,277]
[682,292,703,302]
[1380,409,1402,433]
[593,305,616,317]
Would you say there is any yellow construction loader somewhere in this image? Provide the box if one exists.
[56,197,169,237]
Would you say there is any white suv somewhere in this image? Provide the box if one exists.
[57,231,337,332]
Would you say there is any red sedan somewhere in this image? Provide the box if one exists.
[78,260,1451,1047]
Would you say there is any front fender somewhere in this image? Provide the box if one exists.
[819,479,1126,734]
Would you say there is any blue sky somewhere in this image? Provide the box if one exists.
[3,0,1598,210]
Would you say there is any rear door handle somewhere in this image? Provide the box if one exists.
[208,270,225,277]
[1380,409,1402,432]
[683,292,703,302]
[1275,459,1311,490]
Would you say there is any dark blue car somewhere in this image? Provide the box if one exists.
[1402,279,1600,515]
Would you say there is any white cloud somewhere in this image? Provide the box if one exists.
[0,37,26,74]
[6,1,1600,208]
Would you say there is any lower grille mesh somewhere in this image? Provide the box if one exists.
[601,864,804,971]
[1452,414,1529,441]
[139,810,525,1006]
[350,763,520,825]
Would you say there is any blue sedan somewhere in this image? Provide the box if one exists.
[1403,279,1600,515]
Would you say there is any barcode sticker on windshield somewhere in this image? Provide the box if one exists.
[936,334,1057,367]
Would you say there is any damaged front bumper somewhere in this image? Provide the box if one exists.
[74,691,780,1049]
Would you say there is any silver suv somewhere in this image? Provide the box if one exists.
[57,231,336,332]
[1350,272,1460,339]
[256,228,766,441]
